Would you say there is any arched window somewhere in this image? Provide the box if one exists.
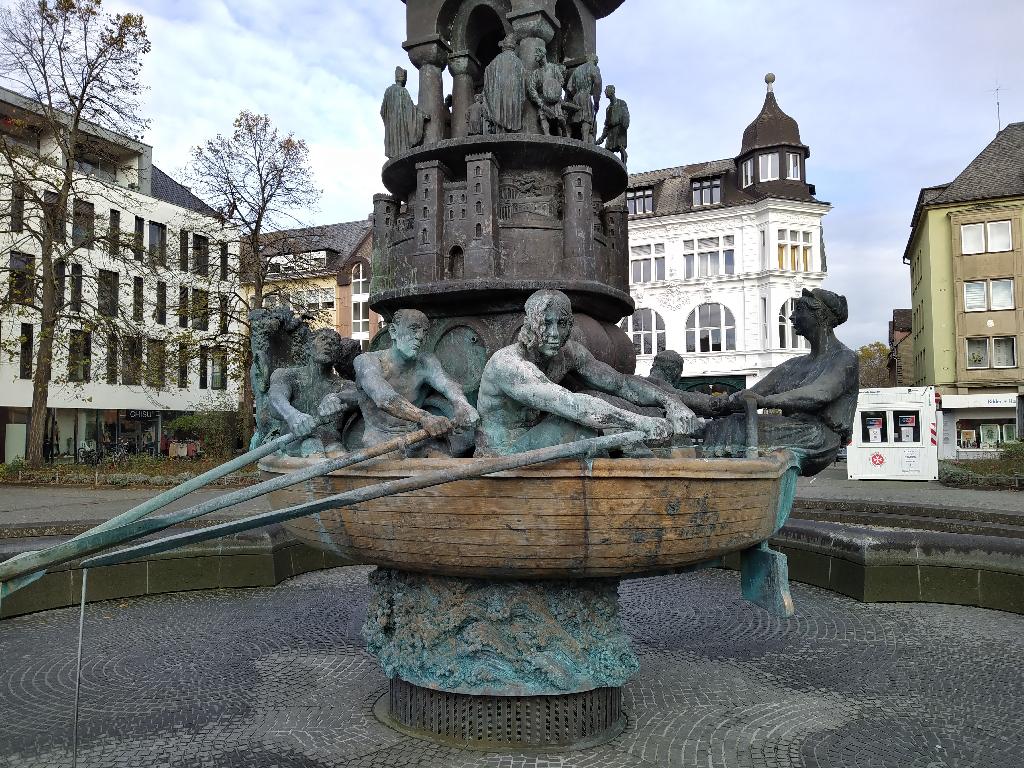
[447,246,464,280]
[351,262,369,294]
[685,303,736,353]
[619,308,666,356]
[778,298,808,350]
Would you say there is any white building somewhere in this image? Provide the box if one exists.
[0,87,240,462]
[622,75,831,394]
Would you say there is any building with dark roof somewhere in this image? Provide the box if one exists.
[904,122,1023,456]
[256,218,380,347]
[621,74,830,392]
[0,86,241,462]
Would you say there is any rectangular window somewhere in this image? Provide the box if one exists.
[177,343,189,388]
[219,294,229,334]
[72,199,95,248]
[966,338,989,369]
[964,281,988,311]
[741,159,754,188]
[54,259,66,307]
[146,338,166,388]
[199,346,209,389]
[121,336,142,385]
[132,277,144,322]
[776,230,811,271]
[626,188,654,216]
[18,323,33,379]
[761,297,769,350]
[191,289,209,331]
[155,281,167,325]
[993,336,1017,368]
[148,221,167,267]
[193,234,209,276]
[321,287,335,310]
[353,301,370,335]
[107,209,120,255]
[11,182,24,232]
[106,333,118,384]
[787,152,801,180]
[178,286,189,328]
[990,279,1014,310]
[759,152,779,181]
[70,264,82,313]
[42,191,65,244]
[211,348,227,390]
[691,178,721,207]
[961,223,985,254]
[10,251,34,304]
[219,242,229,281]
[987,220,1012,252]
[179,230,189,271]
[132,215,144,261]
[68,329,91,382]
[97,270,118,317]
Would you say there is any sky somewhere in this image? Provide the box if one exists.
[100,0,1024,348]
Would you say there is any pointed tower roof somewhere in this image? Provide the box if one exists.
[740,73,804,155]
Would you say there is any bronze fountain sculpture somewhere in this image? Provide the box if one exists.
[0,0,857,754]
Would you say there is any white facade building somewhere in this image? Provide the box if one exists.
[0,87,240,462]
[621,76,831,393]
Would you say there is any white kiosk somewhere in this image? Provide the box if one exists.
[848,387,938,481]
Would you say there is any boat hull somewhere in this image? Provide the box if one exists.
[261,450,799,580]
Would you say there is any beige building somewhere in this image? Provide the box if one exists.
[904,122,1023,454]
[255,218,383,348]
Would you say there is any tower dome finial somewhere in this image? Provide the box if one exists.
[765,72,775,93]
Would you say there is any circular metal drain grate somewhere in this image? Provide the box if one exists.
[377,678,625,751]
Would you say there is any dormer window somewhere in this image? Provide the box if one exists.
[626,188,654,216]
[787,152,801,180]
[741,159,754,188]
[691,178,721,207]
[759,153,779,182]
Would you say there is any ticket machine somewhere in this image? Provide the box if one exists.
[848,387,938,481]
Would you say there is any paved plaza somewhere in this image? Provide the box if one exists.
[1,565,1021,768]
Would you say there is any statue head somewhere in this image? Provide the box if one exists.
[389,308,430,360]
[499,35,516,52]
[474,93,483,103]
[791,288,848,339]
[593,54,599,65]
[519,289,573,359]
[310,327,346,366]
[605,84,616,100]
[649,350,684,384]
[394,66,407,86]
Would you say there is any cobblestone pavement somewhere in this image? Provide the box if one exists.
[1,567,1021,767]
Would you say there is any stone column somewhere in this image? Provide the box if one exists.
[507,7,559,135]
[404,36,451,146]
[448,52,481,139]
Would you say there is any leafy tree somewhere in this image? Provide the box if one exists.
[857,341,890,389]
[186,111,322,445]
[0,0,154,466]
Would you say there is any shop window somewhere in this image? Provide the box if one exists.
[860,411,888,444]
[892,411,921,443]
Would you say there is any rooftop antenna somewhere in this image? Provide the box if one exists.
[988,82,1007,132]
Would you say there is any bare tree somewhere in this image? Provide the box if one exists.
[187,110,321,445]
[0,0,151,466]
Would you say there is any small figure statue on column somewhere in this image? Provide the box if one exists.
[482,35,526,134]
[527,49,570,137]
[567,54,602,143]
[597,84,629,164]
[466,93,486,136]
[381,66,429,159]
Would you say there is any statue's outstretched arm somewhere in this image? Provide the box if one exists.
[496,356,667,438]
[424,355,479,430]
[766,356,858,413]
[268,369,315,436]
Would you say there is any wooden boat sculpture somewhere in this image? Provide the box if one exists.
[262,449,800,582]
